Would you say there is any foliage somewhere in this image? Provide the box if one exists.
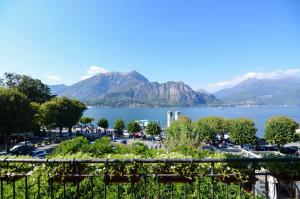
[40,97,86,134]
[0,155,34,177]
[0,87,33,151]
[114,118,125,135]
[261,154,300,176]
[127,121,142,133]
[1,72,53,103]
[97,117,109,129]
[145,121,161,136]
[89,136,113,156]
[80,117,95,126]
[228,118,257,146]
[264,116,298,147]
[51,136,90,156]
[196,116,226,143]
[165,117,196,149]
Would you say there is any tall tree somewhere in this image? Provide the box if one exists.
[40,97,86,137]
[97,118,109,131]
[146,121,161,136]
[264,116,298,148]
[80,117,95,129]
[228,118,257,146]
[114,118,125,136]
[127,121,142,134]
[165,116,199,148]
[197,116,226,141]
[2,73,53,103]
[0,88,33,152]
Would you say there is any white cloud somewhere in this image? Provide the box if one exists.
[206,68,300,92]
[81,65,108,80]
[46,75,62,82]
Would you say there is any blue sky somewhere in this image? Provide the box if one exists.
[0,0,300,92]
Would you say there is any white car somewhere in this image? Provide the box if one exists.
[31,150,47,158]
[11,141,32,151]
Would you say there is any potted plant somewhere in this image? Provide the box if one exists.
[0,156,33,181]
[261,154,300,181]
[103,154,142,184]
[148,152,207,183]
[32,153,93,184]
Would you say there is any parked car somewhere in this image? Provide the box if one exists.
[10,146,34,155]
[280,146,299,155]
[132,132,143,138]
[10,141,32,151]
[31,150,48,158]
[154,135,162,141]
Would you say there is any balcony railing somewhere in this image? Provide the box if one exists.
[0,157,300,199]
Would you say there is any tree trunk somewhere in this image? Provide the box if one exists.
[5,134,11,153]
[68,127,72,137]
[59,126,63,138]
[48,129,51,144]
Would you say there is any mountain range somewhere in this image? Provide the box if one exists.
[50,71,218,107]
[214,77,300,106]
[50,71,300,107]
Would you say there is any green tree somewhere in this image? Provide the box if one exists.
[197,116,226,142]
[80,117,95,127]
[127,121,142,134]
[40,97,86,137]
[165,116,198,149]
[114,118,125,136]
[0,88,33,152]
[228,118,257,146]
[264,116,298,147]
[2,73,53,103]
[97,118,109,131]
[146,121,161,136]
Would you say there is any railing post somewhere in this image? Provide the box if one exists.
[76,161,80,199]
[25,175,28,199]
[117,181,120,199]
[211,162,215,199]
[157,175,160,199]
[143,175,147,199]
[239,183,242,199]
[38,177,40,199]
[13,180,16,199]
[264,174,268,199]
[197,176,201,199]
[0,180,3,199]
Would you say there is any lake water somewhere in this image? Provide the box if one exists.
[84,107,300,137]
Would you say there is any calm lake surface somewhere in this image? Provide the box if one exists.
[84,107,300,137]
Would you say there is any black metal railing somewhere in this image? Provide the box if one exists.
[0,157,300,199]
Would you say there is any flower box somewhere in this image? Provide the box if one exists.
[157,174,195,183]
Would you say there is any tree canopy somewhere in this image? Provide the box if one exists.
[1,73,53,103]
[80,117,95,126]
[146,121,161,136]
[228,118,257,146]
[264,116,298,147]
[97,118,109,129]
[193,116,226,144]
[114,118,125,135]
[0,88,33,151]
[165,116,197,149]
[127,121,142,134]
[40,97,86,135]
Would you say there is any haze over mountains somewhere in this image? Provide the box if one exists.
[50,71,218,107]
[214,77,300,106]
[49,71,300,107]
